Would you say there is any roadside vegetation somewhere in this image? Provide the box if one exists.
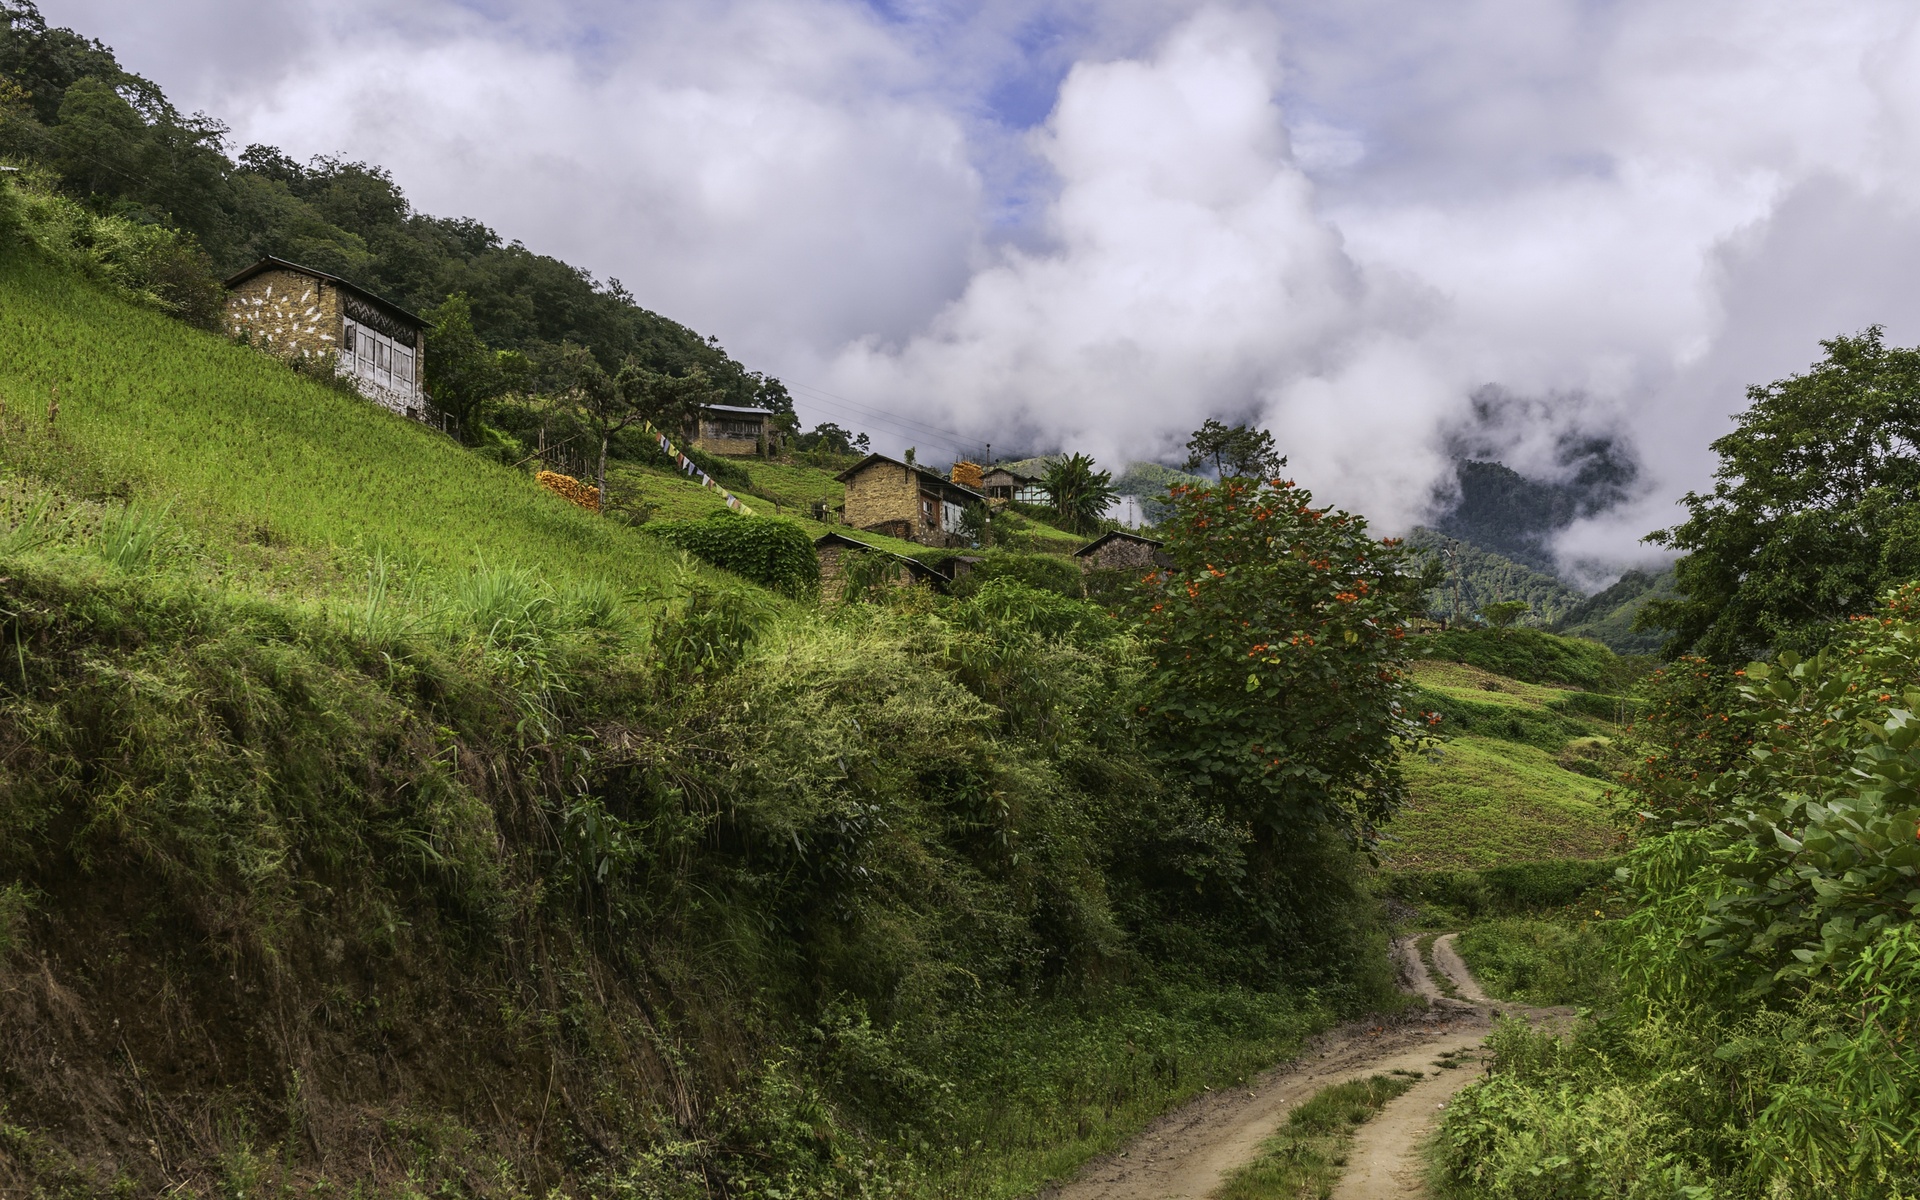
[1431,332,1920,1199]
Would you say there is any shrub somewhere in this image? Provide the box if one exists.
[1383,858,1623,921]
[1453,919,1614,1006]
[1415,627,1635,692]
[647,512,819,598]
[1136,476,1432,843]
[938,549,1084,600]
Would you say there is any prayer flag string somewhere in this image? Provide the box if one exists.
[642,420,755,515]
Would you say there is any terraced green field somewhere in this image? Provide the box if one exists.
[1385,656,1624,870]
[0,250,695,600]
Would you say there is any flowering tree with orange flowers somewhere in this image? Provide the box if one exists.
[1136,476,1436,849]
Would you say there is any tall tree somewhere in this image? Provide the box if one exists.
[1644,328,1920,662]
[1043,453,1119,535]
[422,294,504,439]
[1184,419,1287,479]
[1137,476,1430,846]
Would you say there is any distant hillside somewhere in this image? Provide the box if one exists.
[1552,566,1676,655]
[1386,629,1635,870]
[1404,526,1584,625]
[1431,455,1634,575]
[1114,461,1207,524]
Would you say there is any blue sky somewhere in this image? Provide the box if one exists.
[38,0,1920,571]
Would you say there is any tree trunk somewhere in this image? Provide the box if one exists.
[596,435,609,515]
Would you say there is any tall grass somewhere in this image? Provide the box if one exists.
[90,501,170,572]
[0,251,692,597]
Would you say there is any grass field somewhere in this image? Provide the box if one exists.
[1413,659,1589,711]
[1386,659,1621,870]
[0,250,707,603]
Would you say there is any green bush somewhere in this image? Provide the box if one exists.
[646,512,820,597]
[1384,858,1622,920]
[1415,627,1635,692]
[1453,919,1614,1006]
[1479,859,1622,909]
[935,549,1085,599]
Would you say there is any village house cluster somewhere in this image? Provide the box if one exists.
[220,257,1159,596]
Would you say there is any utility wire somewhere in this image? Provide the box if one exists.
[783,380,985,460]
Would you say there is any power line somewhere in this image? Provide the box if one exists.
[784,378,976,448]
[784,380,983,458]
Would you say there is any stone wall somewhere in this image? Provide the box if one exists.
[1082,538,1164,573]
[818,543,921,601]
[693,435,761,457]
[226,270,342,363]
[844,461,924,535]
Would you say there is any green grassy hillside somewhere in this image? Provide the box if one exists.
[1384,632,1629,871]
[0,251,690,598]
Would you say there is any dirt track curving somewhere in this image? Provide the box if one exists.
[1041,934,1570,1200]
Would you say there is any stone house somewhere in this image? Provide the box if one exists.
[981,465,1046,506]
[836,453,987,547]
[224,257,430,420]
[689,404,775,456]
[1074,530,1173,574]
[814,532,946,599]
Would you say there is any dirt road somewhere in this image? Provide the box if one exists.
[1043,933,1569,1200]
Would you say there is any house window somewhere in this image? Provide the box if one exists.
[341,317,416,400]
[921,494,937,528]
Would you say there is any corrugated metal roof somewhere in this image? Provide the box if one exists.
[834,453,987,501]
[222,256,425,329]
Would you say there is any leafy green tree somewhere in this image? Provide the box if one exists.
[1479,600,1531,629]
[1184,418,1287,479]
[796,422,865,455]
[1136,477,1432,847]
[1043,452,1118,535]
[423,293,505,438]
[1646,328,1920,662]
[956,501,996,548]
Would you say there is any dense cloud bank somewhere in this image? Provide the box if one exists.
[40,0,1920,567]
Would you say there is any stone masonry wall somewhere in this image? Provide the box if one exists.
[226,270,342,363]
[693,435,761,457]
[844,462,925,537]
[1084,539,1163,573]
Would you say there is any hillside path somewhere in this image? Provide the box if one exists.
[1040,933,1572,1200]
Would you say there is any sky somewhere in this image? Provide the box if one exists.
[38,0,1920,575]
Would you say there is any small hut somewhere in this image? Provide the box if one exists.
[815,532,946,599]
[689,404,775,456]
[1073,530,1172,574]
[980,464,1046,506]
